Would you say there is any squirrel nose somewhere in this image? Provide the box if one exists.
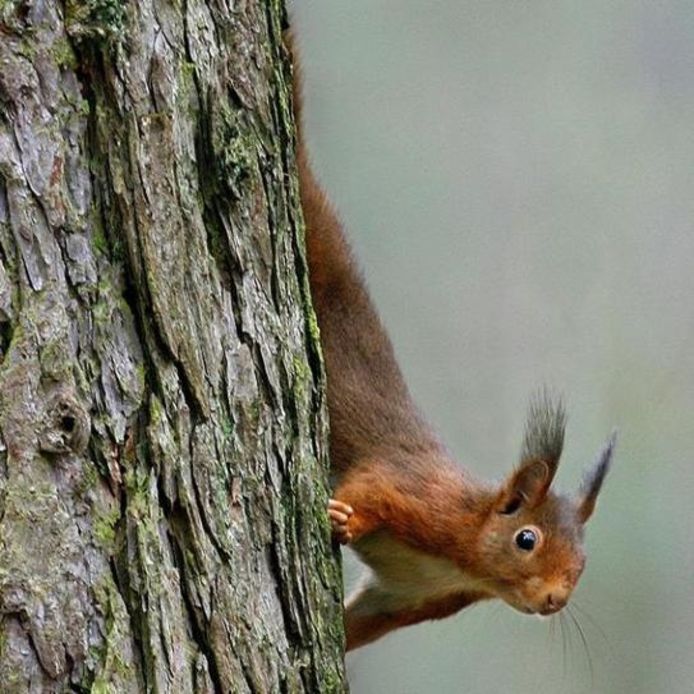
[544,593,568,614]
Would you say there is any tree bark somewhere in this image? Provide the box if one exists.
[0,1,346,692]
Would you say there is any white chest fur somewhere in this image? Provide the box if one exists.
[348,531,488,615]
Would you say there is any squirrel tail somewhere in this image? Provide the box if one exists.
[286,31,436,473]
[286,31,361,320]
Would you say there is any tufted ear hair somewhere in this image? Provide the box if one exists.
[497,392,566,512]
[577,430,617,523]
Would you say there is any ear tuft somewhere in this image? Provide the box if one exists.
[520,390,566,467]
[577,429,617,523]
[496,391,567,513]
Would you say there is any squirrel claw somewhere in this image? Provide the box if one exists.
[328,498,354,544]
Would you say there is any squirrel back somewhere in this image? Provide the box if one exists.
[288,33,617,652]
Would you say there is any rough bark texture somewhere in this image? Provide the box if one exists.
[0,0,346,691]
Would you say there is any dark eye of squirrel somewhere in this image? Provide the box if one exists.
[515,528,537,551]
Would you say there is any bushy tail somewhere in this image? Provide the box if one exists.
[285,31,435,473]
[286,31,360,318]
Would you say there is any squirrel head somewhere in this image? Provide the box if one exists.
[474,394,616,616]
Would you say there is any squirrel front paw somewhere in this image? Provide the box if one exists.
[328,498,354,544]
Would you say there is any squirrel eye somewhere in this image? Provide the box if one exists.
[514,527,538,551]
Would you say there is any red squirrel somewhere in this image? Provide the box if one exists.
[288,35,617,652]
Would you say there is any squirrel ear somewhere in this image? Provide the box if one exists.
[577,430,617,523]
[497,459,553,512]
[497,391,566,512]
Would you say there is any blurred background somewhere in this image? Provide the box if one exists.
[291,2,694,692]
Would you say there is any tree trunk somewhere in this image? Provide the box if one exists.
[0,1,346,692]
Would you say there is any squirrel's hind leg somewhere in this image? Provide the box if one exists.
[343,582,401,651]
[344,583,483,651]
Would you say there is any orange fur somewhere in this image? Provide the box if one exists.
[345,591,488,651]
[287,32,616,651]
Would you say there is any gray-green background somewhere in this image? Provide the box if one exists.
[293,2,694,692]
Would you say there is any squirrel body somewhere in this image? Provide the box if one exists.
[289,35,616,652]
